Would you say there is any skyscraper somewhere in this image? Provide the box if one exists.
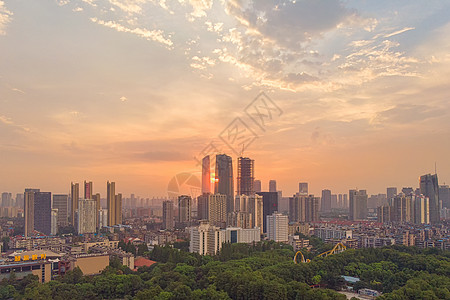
[197,194,208,220]
[215,154,234,213]
[107,181,115,226]
[349,189,368,221]
[259,192,278,233]
[115,193,122,225]
[413,195,430,224]
[162,200,174,230]
[34,191,52,235]
[267,213,288,242]
[70,182,79,226]
[387,187,397,202]
[254,180,262,193]
[16,193,24,208]
[24,189,39,237]
[52,194,69,227]
[305,195,319,222]
[321,189,332,213]
[1,192,12,207]
[269,180,277,193]
[84,181,93,199]
[202,156,211,194]
[237,157,254,196]
[77,199,97,234]
[51,209,58,235]
[392,194,411,223]
[178,195,192,226]
[402,187,414,195]
[420,174,439,223]
[92,193,101,227]
[290,194,319,222]
[299,182,308,195]
[107,181,122,226]
[247,194,263,233]
[439,185,450,209]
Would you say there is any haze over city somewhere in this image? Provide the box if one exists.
[1,0,449,197]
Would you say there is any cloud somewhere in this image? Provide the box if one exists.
[108,0,147,14]
[0,115,31,133]
[90,17,173,48]
[0,115,13,125]
[187,0,213,19]
[374,104,445,125]
[120,96,128,102]
[73,7,83,12]
[0,1,13,35]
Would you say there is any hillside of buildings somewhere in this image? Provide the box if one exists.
[0,241,449,300]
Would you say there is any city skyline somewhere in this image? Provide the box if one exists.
[0,1,449,197]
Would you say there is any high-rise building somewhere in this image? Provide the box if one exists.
[420,174,439,223]
[115,193,122,225]
[387,187,397,201]
[267,213,288,242]
[70,182,79,226]
[34,191,52,235]
[269,180,277,193]
[197,194,208,220]
[402,187,414,195]
[98,209,108,228]
[162,200,174,230]
[247,194,263,233]
[237,157,254,196]
[289,194,305,223]
[24,189,39,237]
[349,190,368,221]
[215,154,234,213]
[321,189,332,213]
[107,181,115,226]
[78,199,97,234]
[331,194,338,209]
[254,180,262,193]
[178,195,192,226]
[299,182,308,195]
[439,185,450,209]
[16,193,24,208]
[305,195,319,222]
[189,221,225,255]
[92,193,101,227]
[289,194,319,222]
[1,192,12,207]
[227,211,252,229]
[259,192,278,233]
[208,194,227,227]
[51,209,58,236]
[343,194,348,208]
[235,194,249,213]
[202,156,211,194]
[377,205,391,223]
[52,194,69,227]
[84,181,93,199]
[413,195,430,224]
[392,194,411,223]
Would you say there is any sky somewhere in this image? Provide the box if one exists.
[0,0,449,199]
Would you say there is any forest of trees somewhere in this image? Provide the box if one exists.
[0,241,449,299]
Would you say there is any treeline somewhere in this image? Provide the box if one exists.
[0,242,449,299]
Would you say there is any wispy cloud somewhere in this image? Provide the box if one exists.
[90,17,173,48]
[0,1,13,35]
